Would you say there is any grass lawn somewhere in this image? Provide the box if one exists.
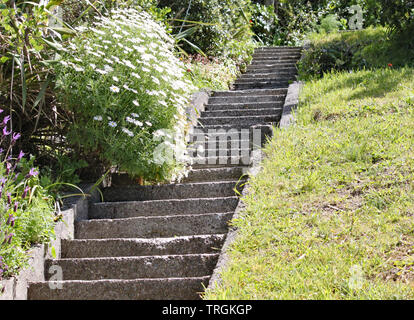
[203,59,414,299]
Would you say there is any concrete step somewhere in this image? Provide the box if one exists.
[28,277,210,300]
[201,108,281,117]
[89,196,239,219]
[255,46,303,52]
[198,115,279,126]
[191,155,252,168]
[207,94,286,105]
[193,123,274,131]
[101,180,243,202]
[247,62,298,70]
[183,167,248,183]
[75,212,235,239]
[250,58,299,65]
[234,82,289,90]
[44,254,220,280]
[189,126,272,146]
[252,53,302,59]
[234,74,296,84]
[187,139,262,152]
[237,75,295,82]
[212,88,286,97]
[240,72,297,79]
[205,101,284,111]
[189,146,251,158]
[61,234,226,258]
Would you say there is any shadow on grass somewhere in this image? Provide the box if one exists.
[321,67,414,101]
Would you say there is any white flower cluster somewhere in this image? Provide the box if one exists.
[59,8,197,179]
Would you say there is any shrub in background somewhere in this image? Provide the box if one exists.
[183,55,239,91]
[250,3,278,46]
[158,0,254,64]
[55,8,196,182]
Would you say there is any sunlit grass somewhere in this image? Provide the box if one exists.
[203,64,414,300]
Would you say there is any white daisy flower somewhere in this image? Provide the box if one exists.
[93,115,103,121]
[110,85,120,93]
[108,121,117,127]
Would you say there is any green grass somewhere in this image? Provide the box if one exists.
[203,58,414,299]
[307,26,414,69]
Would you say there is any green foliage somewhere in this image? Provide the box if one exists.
[0,151,55,279]
[55,8,195,182]
[250,3,277,46]
[318,14,344,33]
[378,0,414,33]
[298,27,414,80]
[0,0,79,180]
[183,55,239,91]
[158,0,255,63]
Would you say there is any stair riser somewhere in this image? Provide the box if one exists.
[199,115,279,126]
[44,255,219,280]
[188,140,261,151]
[234,83,289,90]
[101,181,242,202]
[183,167,247,183]
[28,278,210,300]
[205,102,284,111]
[189,148,251,158]
[201,109,281,117]
[250,59,300,65]
[61,235,226,258]
[75,212,235,239]
[89,197,239,219]
[243,70,297,82]
[212,88,286,97]
[189,127,273,146]
[252,53,302,58]
[208,95,285,104]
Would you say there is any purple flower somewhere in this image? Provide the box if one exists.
[17,150,25,160]
[6,214,15,226]
[26,168,39,179]
[2,126,11,136]
[2,233,13,245]
[1,116,10,129]
[0,109,3,114]
[22,186,30,199]
[5,162,11,175]
[0,148,3,154]
[0,177,5,187]
[6,192,11,205]
[11,132,21,144]
[13,201,18,213]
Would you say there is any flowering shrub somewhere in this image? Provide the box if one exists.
[55,8,196,182]
[0,110,55,282]
[183,55,239,91]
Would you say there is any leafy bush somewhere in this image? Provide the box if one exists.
[0,1,73,165]
[55,8,196,182]
[250,3,278,45]
[158,0,254,63]
[318,14,345,33]
[183,55,239,91]
[298,27,414,79]
[0,111,55,281]
[378,0,414,33]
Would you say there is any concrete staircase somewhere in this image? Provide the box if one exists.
[27,46,302,300]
